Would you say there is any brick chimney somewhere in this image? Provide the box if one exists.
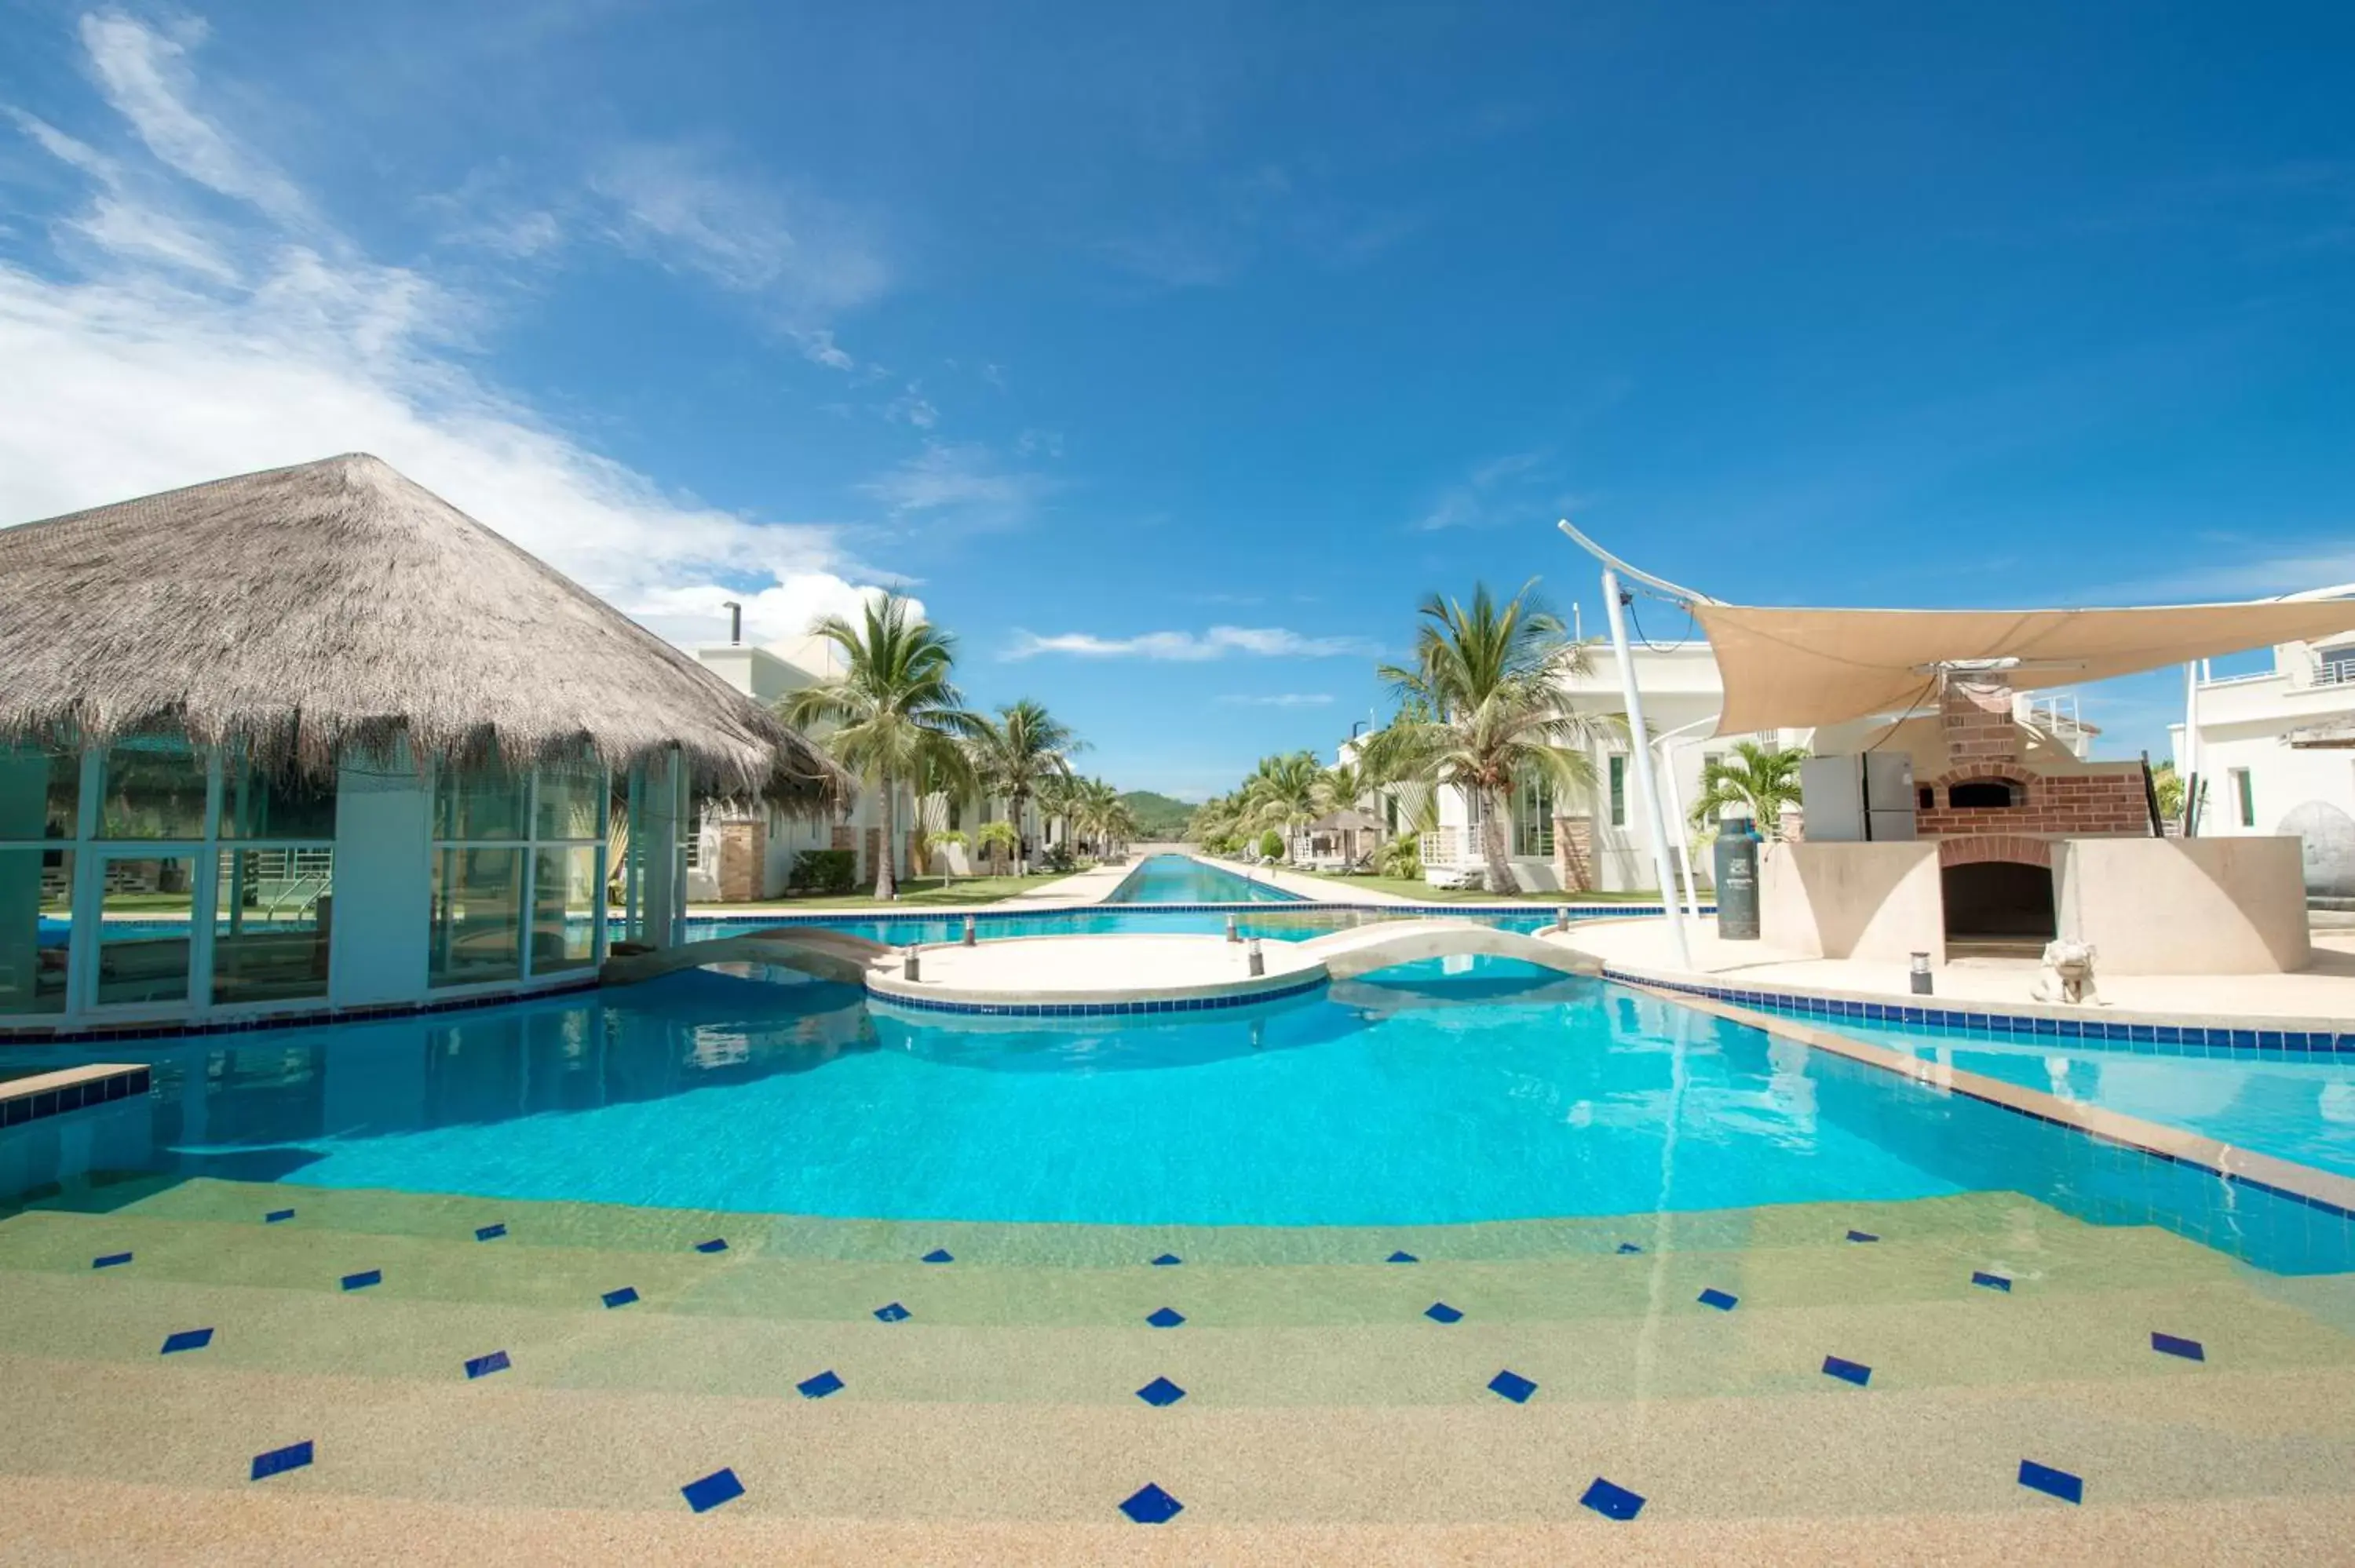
[1941,674,2017,772]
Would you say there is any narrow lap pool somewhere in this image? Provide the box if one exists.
[1103,852,1302,904]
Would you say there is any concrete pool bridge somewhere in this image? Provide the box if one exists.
[602,917,1602,1016]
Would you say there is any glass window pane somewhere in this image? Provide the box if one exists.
[100,739,208,839]
[212,848,333,1005]
[534,766,603,842]
[429,847,523,986]
[0,847,71,1015]
[0,746,81,841]
[436,765,527,842]
[531,846,599,973]
[97,854,195,1005]
[222,757,338,840]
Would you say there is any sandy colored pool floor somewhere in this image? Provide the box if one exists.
[5,1178,2355,1564]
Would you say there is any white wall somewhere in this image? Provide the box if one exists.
[2177,632,2355,897]
[330,746,432,1006]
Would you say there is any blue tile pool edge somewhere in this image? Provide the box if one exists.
[1615,973,2355,1231]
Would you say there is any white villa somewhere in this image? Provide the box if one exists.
[1355,639,2100,895]
[690,635,1064,901]
[2173,611,2355,901]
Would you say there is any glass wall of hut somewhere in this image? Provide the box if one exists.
[0,732,691,1031]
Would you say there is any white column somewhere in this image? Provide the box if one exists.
[1656,735,1703,921]
[1602,568,1692,970]
[2181,662,2201,837]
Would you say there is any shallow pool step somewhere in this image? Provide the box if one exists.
[5,1345,2353,1526]
[0,1203,2260,1331]
[29,1175,2089,1268]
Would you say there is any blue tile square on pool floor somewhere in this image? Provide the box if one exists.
[250,1440,313,1481]
[1698,1287,1739,1311]
[874,1301,911,1322]
[1146,1307,1186,1328]
[681,1467,744,1513]
[475,1223,506,1242]
[1424,1302,1463,1324]
[1488,1369,1538,1404]
[1386,1250,1419,1263]
[2017,1459,2083,1504]
[922,1248,954,1264]
[265,1209,294,1223]
[1822,1355,1872,1386]
[161,1327,214,1355]
[1846,1229,1879,1243]
[1972,1271,2013,1292]
[92,1252,132,1270]
[2151,1331,2205,1362]
[1136,1376,1187,1407]
[1580,1476,1645,1521]
[340,1269,381,1291]
[1119,1482,1184,1524]
[693,1238,728,1254]
[1151,1253,1182,1266]
[1616,1242,1643,1254]
[602,1286,639,1308]
[798,1369,845,1398]
[465,1350,510,1380]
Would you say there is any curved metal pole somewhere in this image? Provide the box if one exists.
[1558,520,1720,607]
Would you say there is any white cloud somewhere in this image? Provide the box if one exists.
[590,141,887,315]
[0,11,898,658]
[78,12,308,224]
[1216,693,1335,707]
[798,327,855,371]
[857,441,1053,531]
[1006,626,1378,662]
[1409,448,1556,532]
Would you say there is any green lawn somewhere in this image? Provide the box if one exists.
[1285,870,1668,904]
[695,873,1083,912]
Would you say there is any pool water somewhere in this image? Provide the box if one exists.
[1838,1015,2355,1178]
[1104,853,1301,904]
[5,957,2347,1272]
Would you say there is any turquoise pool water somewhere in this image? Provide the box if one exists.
[5,957,2344,1270]
[1104,853,1301,904]
[1837,1016,2355,1179]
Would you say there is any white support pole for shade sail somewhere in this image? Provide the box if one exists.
[2182,662,2201,837]
[1656,733,1703,923]
[1601,566,1694,972]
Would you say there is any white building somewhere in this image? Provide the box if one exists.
[689,636,1064,901]
[2171,614,2355,901]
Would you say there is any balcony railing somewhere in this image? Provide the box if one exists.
[1419,826,1472,867]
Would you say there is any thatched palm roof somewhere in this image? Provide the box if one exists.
[0,454,848,808]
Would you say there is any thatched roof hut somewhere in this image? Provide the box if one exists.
[0,454,847,808]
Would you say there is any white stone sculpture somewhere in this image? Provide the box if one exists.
[2032,939,2101,1006]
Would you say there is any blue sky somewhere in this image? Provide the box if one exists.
[2,2,2351,797]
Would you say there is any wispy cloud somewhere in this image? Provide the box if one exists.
[1216,692,1334,707]
[1099,162,1420,290]
[1410,448,1568,532]
[1006,626,1378,661]
[2070,540,2355,606]
[1,11,898,654]
[589,140,888,316]
[856,441,1055,534]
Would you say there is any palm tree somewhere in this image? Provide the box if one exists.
[1688,741,1806,838]
[780,593,981,900]
[973,819,1018,876]
[1358,581,1609,893]
[1070,775,1134,859]
[1236,751,1328,856]
[966,699,1081,876]
[2150,760,2187,827]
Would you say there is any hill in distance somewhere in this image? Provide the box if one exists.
[1119,789,1196,840]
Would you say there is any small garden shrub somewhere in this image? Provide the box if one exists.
[787,848,857,895]
[1257,829,1284,861]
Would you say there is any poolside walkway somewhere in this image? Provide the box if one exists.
[1568,916,2355,1028]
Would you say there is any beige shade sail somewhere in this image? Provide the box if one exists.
[1694,598,2355,736]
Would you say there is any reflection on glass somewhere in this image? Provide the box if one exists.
[436,764,527,842]
[221,758,338,840]
[212,848,333,1005]
[100,740,208,839]
[534,766,603,842]
[97,853,195,1005]
[429,847,523,986]
[0,846,71,1014]
[531,846,598,972]
[0,746,81,841]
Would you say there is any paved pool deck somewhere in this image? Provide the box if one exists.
[1569,917,2355,1030]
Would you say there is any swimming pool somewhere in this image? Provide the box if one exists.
[5,957,2346,1273]
[1835,1014,2355,1179]
[1104,853,1301,904]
